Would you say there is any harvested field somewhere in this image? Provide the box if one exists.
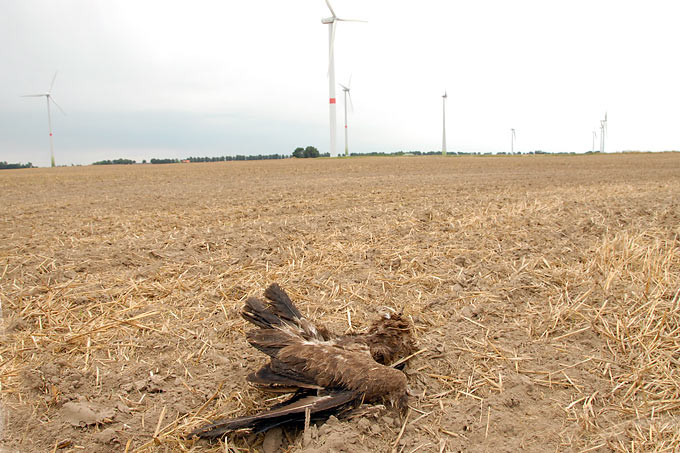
[1,153,679,452]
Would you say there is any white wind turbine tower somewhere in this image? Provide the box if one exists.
[599,112,608,153]
[510,128,516,154]
[321,0,365,157]
[441,91,447,156]
[339,77,353,157]
[22,72,65,168]
[592,130,597,152]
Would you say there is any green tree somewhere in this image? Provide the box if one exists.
[292,147,305,158]
[303,146,320,158]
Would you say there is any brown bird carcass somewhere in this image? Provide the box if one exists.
[190,283,416,439]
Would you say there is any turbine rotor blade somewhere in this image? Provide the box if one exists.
[348,91,354,112]
[336,18,367,23]
[348,74,352,89]
[22,94,47,97]
[50,71,58,92]
[50,96,66,115]
[324,0,336,18]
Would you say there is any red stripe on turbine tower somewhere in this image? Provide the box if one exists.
[329,98,336,104]
[50,133,52,136]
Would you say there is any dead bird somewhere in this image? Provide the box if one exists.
[189,283,416,439]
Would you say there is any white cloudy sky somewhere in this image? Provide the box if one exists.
[1,0,679,166]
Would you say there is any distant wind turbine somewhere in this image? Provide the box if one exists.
[510,128,516,154]
[321,0,365,157]
[339,77,353,157]
[592,130,597,152]
[22,72,65,168]
[599,112,608,153]
[441,91,447,156]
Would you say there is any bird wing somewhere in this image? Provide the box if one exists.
[189,390,358,439]
[274,341,407,404]
[245,317,407,402]
[247,360,324,393]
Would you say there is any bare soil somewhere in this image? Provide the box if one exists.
[1,154,679,452]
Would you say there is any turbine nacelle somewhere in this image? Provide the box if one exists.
[339,78,353,112]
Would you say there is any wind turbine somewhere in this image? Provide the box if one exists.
[441,91,447,156]
[321,0,365,157]
[599,112,608,153]
[339,77,353,157]
[510,128,516,154]
[22,72,65,167]
[592,130,597,152]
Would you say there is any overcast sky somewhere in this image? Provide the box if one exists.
[1,1,679,166]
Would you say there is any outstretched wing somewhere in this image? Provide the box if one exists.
[242,285,331,394]
[189,390,358,439]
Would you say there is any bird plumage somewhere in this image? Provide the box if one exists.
[189,283,415,439]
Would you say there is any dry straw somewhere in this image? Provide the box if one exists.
[0,154,678,451]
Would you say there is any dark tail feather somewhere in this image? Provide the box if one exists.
[242,297,283,329]
[246,329,296,358]
[241,284,302,330]
[263,284,331,340]
[188,391,359,439]
[264,283,302,322]
[243,284,330,345]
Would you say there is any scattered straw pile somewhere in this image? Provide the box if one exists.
[1,153,678,452]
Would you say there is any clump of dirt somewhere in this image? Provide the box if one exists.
[61,401,115,427]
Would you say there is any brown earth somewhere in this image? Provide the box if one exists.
[1,153,679,452]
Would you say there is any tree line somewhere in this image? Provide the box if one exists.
[91,148,328,166]
[88,146,603,167]
[184,154,288,162]
[350,151,445,157]
[0,161,34,170]
[93,158,136,165]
